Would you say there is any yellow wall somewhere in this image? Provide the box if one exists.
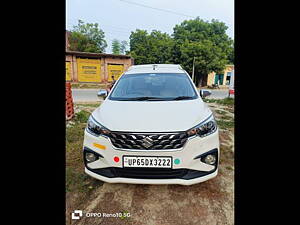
[77,58,102,82]
[66,53,133,83]
[207,72,215,86]
[107,64,124,81]
[223,66,234,85]
[207,65,234,86]
[66,62,71,81]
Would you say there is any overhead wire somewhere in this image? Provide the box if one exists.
[67,0,197,51]
[118,0,195,18]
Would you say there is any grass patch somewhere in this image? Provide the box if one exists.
[66,110,103,193]
[76,103,100,108]
[216,120,234,129]
[204,97,234,105]
[66,111,87,177]
[215,110,227,115]
[66,168,89,192]
[74,110,90,123]
[66,122,86,144]
[71,82,107,89]
[220,115,233,120]
[203,98,211,103]
[66,109,103,223]
[66,167,103,193]
[217,97,234,105]
[220,144,234,163]
[66,122,86,193]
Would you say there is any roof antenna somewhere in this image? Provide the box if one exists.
[153,65,157,70]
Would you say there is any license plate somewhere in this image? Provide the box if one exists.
[123,156,172,168]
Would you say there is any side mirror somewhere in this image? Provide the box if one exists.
[97,89,108,99]
[200,90,211,98]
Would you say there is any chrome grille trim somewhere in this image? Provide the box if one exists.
[107,131,189,151]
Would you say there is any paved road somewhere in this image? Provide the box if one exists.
[72,89,101,102]
[71,89,231,102]
[204,89,231,99]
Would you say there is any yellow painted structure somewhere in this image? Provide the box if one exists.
[107,64,124,81]
[66,62,71,81]
[207,72,215,86]
[207,65,234,87]
[77,58,102,82]
[65,51,133,83]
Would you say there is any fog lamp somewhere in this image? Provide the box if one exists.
[204,154,216,165]
[85,152,97,162]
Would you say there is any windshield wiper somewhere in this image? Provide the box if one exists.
[120,96,168,101]
[172,96,194,100]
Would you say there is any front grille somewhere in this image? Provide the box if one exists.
[108,132,188,150]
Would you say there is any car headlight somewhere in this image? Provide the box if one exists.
[86,115,111,137]
[186,114,217,138]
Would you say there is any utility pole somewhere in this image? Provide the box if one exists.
[192,56,195,84]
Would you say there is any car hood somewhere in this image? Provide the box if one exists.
[92,99,212,132]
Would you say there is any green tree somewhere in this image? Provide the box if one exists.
[129,29,174,65]
[127,18,233,87]
[120,40,128,54]
[112,39,121,54]
[68,20,107,53]
[172,17,233,86]
[227,41,234,64]
[149,30,174,64]
[129,29,151,64]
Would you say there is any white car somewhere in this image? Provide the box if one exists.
[83,64,219,185]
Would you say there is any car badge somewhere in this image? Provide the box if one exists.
[141,136,154,149]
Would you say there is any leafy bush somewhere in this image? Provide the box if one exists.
[74,110,90,123]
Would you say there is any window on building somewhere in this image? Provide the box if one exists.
[226,72,232,85]
[214,74,224,85]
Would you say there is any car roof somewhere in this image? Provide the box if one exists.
[125,64,186,74]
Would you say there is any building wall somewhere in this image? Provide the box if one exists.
[102,57,132,81]
[207,65,234,86]
[72,55,78,82]
[65,31,70,51]
[65,55,73,81]
[207,72,216,86]
[77,58,102,82]
[65,53,133,83]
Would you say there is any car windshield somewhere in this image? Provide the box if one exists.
[109,73,198,101]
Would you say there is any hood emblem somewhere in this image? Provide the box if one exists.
[141,136,154,149]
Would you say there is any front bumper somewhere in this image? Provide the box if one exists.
[85,167,218,185]
[83,128,219,185]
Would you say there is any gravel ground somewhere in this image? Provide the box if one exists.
[66,102,234,225]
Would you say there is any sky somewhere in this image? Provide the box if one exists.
[66,0,234,53]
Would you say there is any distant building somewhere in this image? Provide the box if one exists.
[65,51,134,83]
[65,30,134,83]
[207,65,234,87]
[66,30,71,51]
